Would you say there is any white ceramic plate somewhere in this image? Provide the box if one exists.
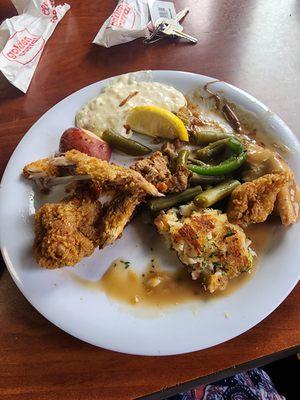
[1,71,299,356]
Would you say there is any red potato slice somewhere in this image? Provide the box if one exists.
[59,128,111,161]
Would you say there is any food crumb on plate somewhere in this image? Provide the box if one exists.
[132,295,140,304]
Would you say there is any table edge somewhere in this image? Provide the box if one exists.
[137,344,300,400]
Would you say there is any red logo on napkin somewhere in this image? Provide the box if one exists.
[110,2,132,28]
[2,29,45,65]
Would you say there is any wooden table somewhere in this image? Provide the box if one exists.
[0,1,299,399]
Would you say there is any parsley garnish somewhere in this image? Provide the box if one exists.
[224,229,235,238]
[123,261,130,269]
[213,262,221,267]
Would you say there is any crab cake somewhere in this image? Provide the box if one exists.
[154,206,255,293]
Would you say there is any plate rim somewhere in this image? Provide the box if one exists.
[1,70,300,355]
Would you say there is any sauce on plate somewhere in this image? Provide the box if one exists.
[245,217,279,257]
[71,219,277,309]
[97,259,255,307]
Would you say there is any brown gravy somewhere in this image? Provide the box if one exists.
[72,192,284,310]
[96,259,254,307]
[71,219,279,309]
[245,217,279,257]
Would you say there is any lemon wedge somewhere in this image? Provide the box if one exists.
[126,105,189,141]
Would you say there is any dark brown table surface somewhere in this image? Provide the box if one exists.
[0,1,299,399]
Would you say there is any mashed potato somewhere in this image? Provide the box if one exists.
[76,73,186,136]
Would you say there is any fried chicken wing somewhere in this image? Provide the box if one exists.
[24,151,164,267]
[276,178,300,225]
[98,191,143,249]
[227,172,288,225]
[243,142,300,225]
[23,150,162,197]
[267,153,300,225]
[34,187,102,269]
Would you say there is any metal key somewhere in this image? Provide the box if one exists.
[154,9,189,35]
[161,7,190,35]
[143,21,166,43]
[158,7,197,43]
[165,28,198,44]
[144,7,196,45]
[173,7,190,22]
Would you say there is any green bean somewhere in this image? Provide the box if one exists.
[195,138,229,161]
[102,130,152,156]
[190,173,228,185]
[202,185,213,191]
[149,186,203,213]
[194,180,240,208]
[193,130,233,144]
[176,149,190,166]
[188,157,207,166]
